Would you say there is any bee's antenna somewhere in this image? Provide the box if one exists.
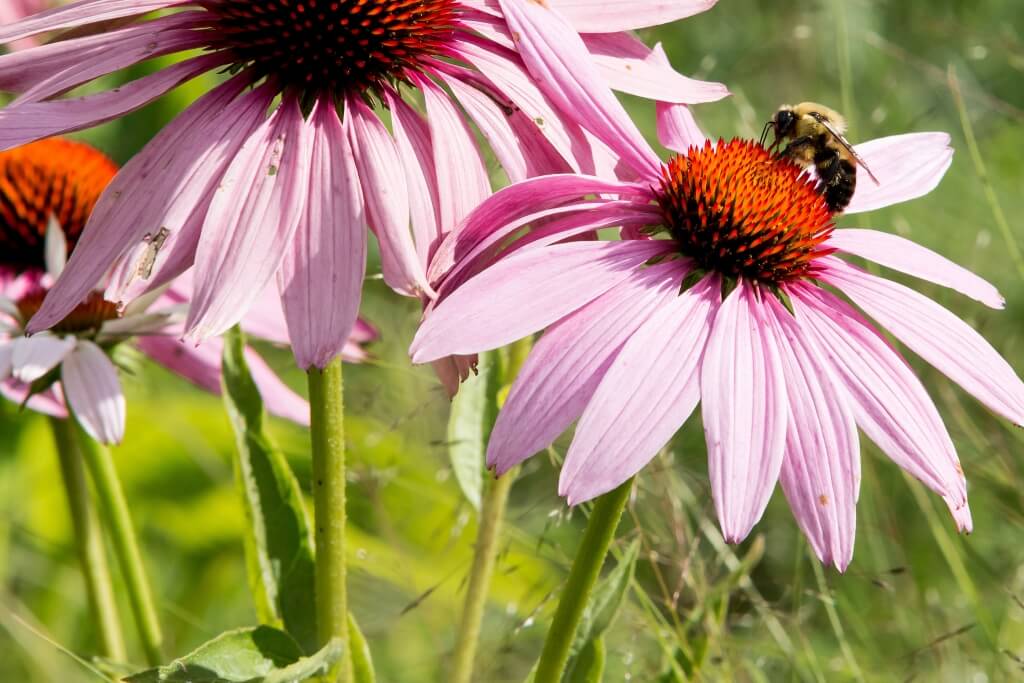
[759,120,774,147]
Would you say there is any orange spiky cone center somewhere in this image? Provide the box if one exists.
[202,0,460,95]
[15,289,120,334]
[656,139,835,284]
[0,138,117,274]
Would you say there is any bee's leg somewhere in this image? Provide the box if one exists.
[780,136,815,164]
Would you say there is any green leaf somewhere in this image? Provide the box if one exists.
[221,328,317,654]
[348,612,376,683]
[446,352,499,511]
[124,626,342,683]
[567,637,605,683]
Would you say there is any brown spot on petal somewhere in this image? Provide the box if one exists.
[818,494,829,506]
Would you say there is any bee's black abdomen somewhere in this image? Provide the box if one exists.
[813,149,856,214]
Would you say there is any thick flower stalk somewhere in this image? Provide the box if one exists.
[0,0,726,371]
[412,103,1024,572]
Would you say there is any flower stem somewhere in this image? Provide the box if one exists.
[72,421,163,666]
[49,417,126,662]
[308,359,349,682]
[450,467,516,683]
[533,478,633,683]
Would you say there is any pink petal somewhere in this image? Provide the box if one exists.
[0,341,12,378]
[845,133,953,214]
[11,334,75,383]
[384,89,440,270]
[765,297,860,571]
[452,36,589,174]
[1,378,67,417]
[488,258,688,475]
[137,336,309,425]
[650,45,709,153]
[0,54,220,152]
[581,32,727,105]
[186,97,312,341]
[411,239,672,362]
[559,273,719,504]
[821,257,1024,426]
[790,284,968,517]
[828,229,1004,309]
[545,0,717,32]
[346,96,432,297]
[27,76,261,333]
[427,173,645,283]
[0,0,188,44]
[497,0,661,179]
[417,76,491,232]
[701,281,788,543]
[278,101,367,369]
[11,13,207,105]
[61,340,125,445]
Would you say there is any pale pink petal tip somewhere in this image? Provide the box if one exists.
[61,340,126,445]
[946,499,973,534]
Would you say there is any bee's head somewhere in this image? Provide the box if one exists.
[760,107,798,149]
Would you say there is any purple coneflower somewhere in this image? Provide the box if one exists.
[0,0,726,369]
[0,138,372,442]
[411,106,1024,570]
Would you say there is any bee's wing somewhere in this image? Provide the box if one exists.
[809,112,881,185]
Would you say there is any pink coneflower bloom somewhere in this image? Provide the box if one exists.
[0,0,726,370]
[411,105,1024,570]
[0,138,371,442]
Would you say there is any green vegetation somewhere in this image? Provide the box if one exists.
[2,1,1023,680]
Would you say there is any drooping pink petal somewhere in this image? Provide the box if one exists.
[439,200,660,299]
[136,336,309,425]
[544,0,717,32]
[765,297,860,571]
[651,45,709,153]
[417,75,491,232]
[427,173,646,282]
[560,273,719,504]
[580,32,727,105]
[384,89,440,269]
[827,229,1004,309]
[0,0,189,44]
[0,54,221,152]
[104,83,274,305]
[346,95,432,297]
[488,258,688,475]
[186,97,313,341]
[61,339,125,444]
[701,281,788,543]
[451,36,589,174]
[821,257,1024,426]
[497,0,661,179]
[845,133,953,214]
[10,13,208,105]
[278,100,366,369]
[11,334,75,383]
[1,378,67,417]
[27,77,259,333]
[791,284,969,517]
[411,239,673,362]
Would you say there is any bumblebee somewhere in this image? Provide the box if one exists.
[761,102,879,214]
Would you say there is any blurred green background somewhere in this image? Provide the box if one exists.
[3,0,1024,681]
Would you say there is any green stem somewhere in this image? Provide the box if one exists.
[72,421,163,666]
[534,478,633,683]
[308,359,349,682]
[450,468,516,683]
[49,417,127,664]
